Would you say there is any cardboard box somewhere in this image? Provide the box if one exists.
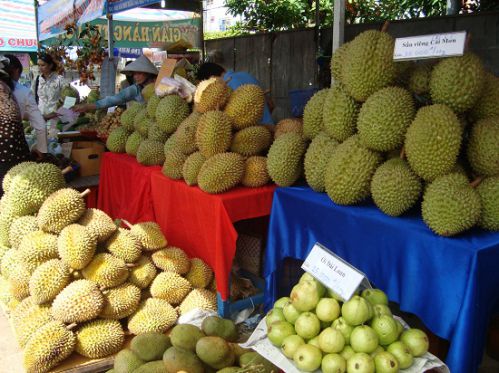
[70,141,106,177]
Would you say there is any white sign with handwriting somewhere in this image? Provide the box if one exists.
[301,243,366,301]
[393,31,466,61]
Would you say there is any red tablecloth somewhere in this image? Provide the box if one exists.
[150,171,276,300]
[98,153,160,223]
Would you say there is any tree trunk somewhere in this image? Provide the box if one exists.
[446,0,461,15]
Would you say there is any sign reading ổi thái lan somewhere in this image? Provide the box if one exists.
[302,243,370,301]
[393,31,467,61]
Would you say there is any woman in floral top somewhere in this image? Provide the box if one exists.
[31,53,66,138]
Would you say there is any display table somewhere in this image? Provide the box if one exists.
[150,171,276,303]
[264,186,499,373]
[98,153,160,223]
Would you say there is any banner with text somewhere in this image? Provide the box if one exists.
[393,31,467,61]
[42,17,201,49]
[107,0,160,14]
[0,0,37,52]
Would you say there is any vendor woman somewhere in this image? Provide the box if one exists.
[72,55,158,113]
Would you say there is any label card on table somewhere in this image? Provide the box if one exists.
[301,242,370,301]
[393,31,466,61]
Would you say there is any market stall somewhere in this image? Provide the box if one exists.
[97,151,276,315]
[263,186,499,373]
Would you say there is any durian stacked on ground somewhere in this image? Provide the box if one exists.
[108,316,278,373]
[266,28,499,237]
[107,79,282,193]
[0,163,218,373]
[266,273,430,372]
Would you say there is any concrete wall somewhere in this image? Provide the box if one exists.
[206,12,499,121]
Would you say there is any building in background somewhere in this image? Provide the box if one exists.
[203,0,241,33]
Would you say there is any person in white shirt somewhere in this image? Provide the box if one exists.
[4,54,48,159]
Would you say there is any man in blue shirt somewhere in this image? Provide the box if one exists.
[72,55,158,113]
[196,62,274,125]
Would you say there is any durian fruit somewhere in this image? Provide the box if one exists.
[142,83,155,102]
[325,135,383,205]
[114,349,145,373]
[2,161,36,194]
[430,52,485,113]
[133,109,149,136]
[130,332,172,361]
[128,298,178,334]
[151,247,190,274]
[58,224,97,270]
[175,112,202,155]
[323,85,359,142]
[303,89,328,140]
[371,158,422,217]
[304,132,339,192]
[82,253,129,288]
[78,208,117,243]
[9,215,38,249]
[100,282,141,319]
[13,302,53,347]
[147,94,161,118]
[155,95,190,134]
[0,275,16,309]
[224,84,265,129]
[107,126,131,153]
[267,132,307,187]
[196,110,233,158]
[408,63,433,96]
[23,321,76,373]
[150,271,192,305]
[125,131,145,156]
[136,140,166,166]
[182,152,207,186]
[357,86,415,152]
[241,156,270,188]
[11,296,36,323]
[163,148,189,180]
[467,117,499,177]
[194,77,231,113]
[470,73,499,121]
[330,42,350,83]
[422,173,482,236]
[274,118,303,139]
[405,104,463,181]
[186,258,213,288]
[8,265,31,300]
[476,177,499,231]
[0,244,8,262]
[37,188,87,234]
[164,132,179,155]
[106,228,142,263]
[0,248,21,279]
[129,256,157,289]
[147,122,169,143]
[394,60,415,86]
[129,222,167,251]
[29,259,71,304]
[6,163,65,216]
[197,152,245,194]
[179,288,217,316]
[230,126,272,156]
[120,102,143,131]
[342,30,396,102]
[0,206,17,247]
[51,279,104,324]
[19,230,59,273]
[208,278,217,293]
[75,319,125,358]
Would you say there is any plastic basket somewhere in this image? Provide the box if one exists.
[288,88,319,117]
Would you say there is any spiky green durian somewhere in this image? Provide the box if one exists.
[75,319,125,358]
[106,126,131,153]
[196,111,233,158]
[467,117,499,177]
[100,282,141,320]
[175,112,202,155]
[197,152,245,194]
[476,177,499,231]
[78,208,117,243]
[230,126,272,156]
[182,152,206,186]
[224,84,265,129]
[120,102,143,130]
[194,77,231,113]
[29,259,71,304]
[128,298,178,335]
[155,95,190,134]
[136,140,166,166]
[323,85,359,142]
[304,132,339,192]
[163,148,189,180]
[82,253,129,289]
[303,89,328,140]
[241,156,269,188]
[267,132,307,187]
[125,131,145,156]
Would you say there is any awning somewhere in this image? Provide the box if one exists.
[0,0,37,52]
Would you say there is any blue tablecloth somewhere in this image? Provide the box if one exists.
[264,186,499,373]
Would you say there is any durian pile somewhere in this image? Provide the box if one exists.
[0,162,218,373]
[266,273,430,372]
[107,316,278,373]
[265,28,499,237]
[106,80,282,193]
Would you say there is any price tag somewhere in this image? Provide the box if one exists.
[393,31,466,61]
[301,243,369,301]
